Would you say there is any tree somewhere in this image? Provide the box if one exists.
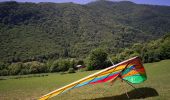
[29,61,46,74]
[50,59,74,72]
[160,37,170,59]
[58,59,70,71]
[0,62,6,70]
[50,60,59,72]
[0,69,8,76]
[86,48,108,70]
[8,62,23,75]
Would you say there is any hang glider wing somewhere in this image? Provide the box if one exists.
[39,56,147,100]
[121,58,147,84]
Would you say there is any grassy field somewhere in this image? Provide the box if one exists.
[0,60,170,100]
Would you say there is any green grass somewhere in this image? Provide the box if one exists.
[0,60,170,100]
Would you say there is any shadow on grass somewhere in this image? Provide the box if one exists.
[90,87,158,100]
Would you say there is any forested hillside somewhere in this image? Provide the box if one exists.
[0,1,170,61]
[0,1,170,64]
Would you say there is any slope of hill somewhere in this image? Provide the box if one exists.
[0,59,170,100]
[0,1,170,62]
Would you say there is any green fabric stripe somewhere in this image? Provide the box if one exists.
[123,74,147,84]
[122,68,131,75]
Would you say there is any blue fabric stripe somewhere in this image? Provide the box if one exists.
[122,65,135,75]
[74,71,120,88]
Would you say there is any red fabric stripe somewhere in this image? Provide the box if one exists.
[134,67,145,72]
[90,73,120,84]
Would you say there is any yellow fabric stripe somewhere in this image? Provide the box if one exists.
[122,69,145,78]
[39,57,141,100]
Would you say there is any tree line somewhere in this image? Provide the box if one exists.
[111,33,170,63]
[0,33,169,76]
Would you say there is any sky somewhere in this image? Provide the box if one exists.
[0,0,170,6]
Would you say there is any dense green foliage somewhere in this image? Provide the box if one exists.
[86,48,110,70]
[0,34,169,76]
[0,1,170,62]
[111,33,170,63]
[50,59,76,72]
[0,1,170,75]
[0,59,77,76]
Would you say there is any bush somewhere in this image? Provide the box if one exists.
[87,66,95,71]
[46,60,54,72]
[50,60,60,72]
[29,61,46,74]
[19,69,29,75]
[8,62,23,75]
[77,60,84,65]
[0,62,6,70]
[50,59,75,72]
[160,38,170,59]
[86,48,108,70]
[0,69,8,76]
[68,68,75,73]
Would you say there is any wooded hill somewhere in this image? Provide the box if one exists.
[0,0,170,63]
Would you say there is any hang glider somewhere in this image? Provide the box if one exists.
[39,56,147,100]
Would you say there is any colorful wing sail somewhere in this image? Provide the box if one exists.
[121,58,147,84]
[38,56,147,100]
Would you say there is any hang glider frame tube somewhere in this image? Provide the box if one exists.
[39,56,139,100]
